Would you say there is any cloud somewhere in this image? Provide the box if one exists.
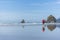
[29,1,60,6]
[28,1,58,6]
[56,0,60,4]
[56,1,60,4]
[29,2,49,6]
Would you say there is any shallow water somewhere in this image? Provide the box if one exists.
[0,25,60,40]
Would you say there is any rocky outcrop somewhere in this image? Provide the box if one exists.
[47,15,56,31]
[21,19,25,23]
[47,15,56,23]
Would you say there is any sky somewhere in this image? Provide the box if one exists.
[0,0,60,23]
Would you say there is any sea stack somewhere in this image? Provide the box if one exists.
[47,15,56,23]
[21,19,25,23]
[47,15,56,31]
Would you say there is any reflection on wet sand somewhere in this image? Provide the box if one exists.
[47,25,56,31]
[22,26,24,28]
[42,24,56,32]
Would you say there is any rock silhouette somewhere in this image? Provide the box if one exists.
[21,19,25,23]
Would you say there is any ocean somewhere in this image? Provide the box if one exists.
[0,25,60,40]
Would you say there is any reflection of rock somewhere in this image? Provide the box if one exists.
[47,15,56,31]
[47,25,56,31]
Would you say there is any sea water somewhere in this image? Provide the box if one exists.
[0,25,60,40]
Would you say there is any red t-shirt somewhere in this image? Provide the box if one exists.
[42,20,45,24]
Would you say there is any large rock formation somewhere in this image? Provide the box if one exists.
[21,19,25,23]
[47,15,56,23]
[47,15,56,31]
